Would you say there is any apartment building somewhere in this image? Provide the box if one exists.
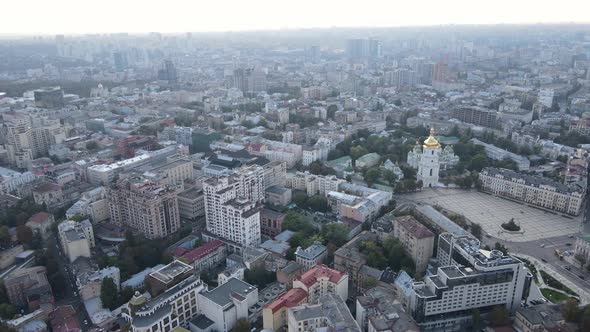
[295,243,327,271]
[263,288,307,331]
[262,161,287,189]
[108,177,181,239]
[479,167,585,216]
[292,264,348,303]
[176,240,227,273]
[143,155,194,186]
[285,172,344,196]
[203,166,264,248]
[393,216,435,274]
[410,233,531,330]
[356,286,419,332]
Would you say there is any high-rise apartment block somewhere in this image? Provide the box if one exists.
[203,166,264,248]
[108,177,181,239]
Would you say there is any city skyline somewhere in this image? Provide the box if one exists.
[1,0,589,35]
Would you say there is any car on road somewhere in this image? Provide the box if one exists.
[84,320,88,325]
[569,235,575,238]
[566,243,572,246]
[564,266,571,271]
[541,258,547,263]
[579,275,586,280]
[540,243,546,248]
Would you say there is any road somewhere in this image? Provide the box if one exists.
[50,234,94,331]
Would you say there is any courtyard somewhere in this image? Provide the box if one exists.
[401,188,582,242]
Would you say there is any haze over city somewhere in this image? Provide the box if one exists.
[1,2,590,332]
[1,0,590,34]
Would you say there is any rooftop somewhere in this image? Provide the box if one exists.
[482,167,583,194]
[149,260,193,284]
[265,288,307,313]
[201,277,256,307]
[180,240,225,264]
[288,293,360,332]
[395,215,435,239]
[298,264,346,287]
[295,242,327,260]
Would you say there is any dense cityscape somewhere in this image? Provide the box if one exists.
[0,24,590,332]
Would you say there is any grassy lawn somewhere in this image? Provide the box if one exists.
[539,270,578,296]
[541,288,577,303]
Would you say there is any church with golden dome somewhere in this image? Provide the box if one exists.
[409,128,442,188]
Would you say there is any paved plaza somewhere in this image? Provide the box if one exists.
[401,188,582,242]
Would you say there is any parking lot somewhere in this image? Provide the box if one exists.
[402,188,582,242]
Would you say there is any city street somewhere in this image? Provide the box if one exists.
[49,234,94,331]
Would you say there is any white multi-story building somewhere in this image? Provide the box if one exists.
[285,172,344,197]
[57,219,95,263]
[123,274,206,332]
[417,128,441,188]
[410,233,531,330]
[196,278,258,332]
[262,161,286,189]
[479,167,585,216]
[203,166,264,248]
[66,187,109,222]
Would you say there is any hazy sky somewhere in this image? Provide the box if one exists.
[2,0,590,35]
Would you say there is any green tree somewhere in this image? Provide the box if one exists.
[244,267,276,288]
[232,318,251,332]
[307,195,328,213]
[471,308,481,331]
[0,226,10,246]
[86,141,99,150]
[0,303,16,319]
[489,305,509,326]
[363,168,381,185]
[69,214,87,222]
[322,223,349,247]
[327,105,337,119]
[16,225,33,244]
[561,298,580,322]
[470,223,482,240]
[494,242,509,255]
[351,145,368,160]
[469,154,488,172]
[382,169,397,184]
[100,277,119,310]
[292,192,308,208]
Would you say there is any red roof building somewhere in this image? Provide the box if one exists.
[179,240,227,271]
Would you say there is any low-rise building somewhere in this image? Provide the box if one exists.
[4,266,54,311]
[177,240,227,273]
[260,208,285,238]
[77,266,120,301]
[295,242,327,271]
[514,304,566,332]
[26,212,54,239]
[145,260,194,297]
[287,293,360,332]
[356,286,419,332]
[264,185,292,206]
[121,264,165,291]
[292,264,348,303]
[263,288,307,331]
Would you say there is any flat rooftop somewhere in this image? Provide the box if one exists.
[149,260,193,284]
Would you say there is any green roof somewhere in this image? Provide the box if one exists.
[357,153,380,162]
[328,156,352,165]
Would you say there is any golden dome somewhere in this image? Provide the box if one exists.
[423,128,441,149]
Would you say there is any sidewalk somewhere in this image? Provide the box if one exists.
[518,254,590,305]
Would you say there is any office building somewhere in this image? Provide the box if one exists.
[450,107,497,128]
[203,166,264,248]
[410,233,531,330]
[108,177,181,239]
[33,87,64,109]
[479,167,584,216]
[394,216,435,274]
